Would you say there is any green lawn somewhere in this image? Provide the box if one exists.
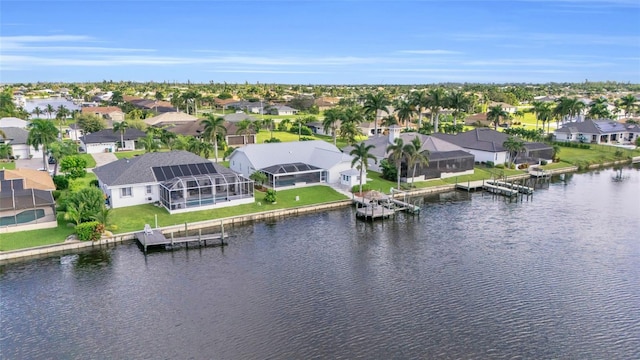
[540,161,575,170]
[77,153,96,168]
[0,161,16,170]
[556,145,639,166]
[110,185,348,233]
[114,150,147,159]
[0,220,75,251]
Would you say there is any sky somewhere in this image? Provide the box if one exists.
[1,0,639,84]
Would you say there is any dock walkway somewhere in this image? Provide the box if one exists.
[135,228,227,253]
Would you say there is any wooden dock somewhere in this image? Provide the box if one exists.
[135,227,228,253]
[482,183,518,197]
[455,180,485,191]
[486,180,534,195]
[355,205,395,220]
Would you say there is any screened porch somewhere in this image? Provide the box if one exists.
[261,162,327,188]
[158,173,254,212]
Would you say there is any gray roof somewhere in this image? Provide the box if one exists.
[0,127,29,144]
[432,128,550,153]
[80,128,146,144]
[343,133,464,158]
[555,119,627,135]
[94,151,232,186]
[231,140,351,171]
[223,113,257,123]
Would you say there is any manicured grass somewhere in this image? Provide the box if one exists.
[77,153,96,168]
[0,220,74,251]
[110,186,349,233]
[555,145,639,165]
[541,161,575,170]
[365,171,397,194]
[0,161,16,170]
[114,150,147,159]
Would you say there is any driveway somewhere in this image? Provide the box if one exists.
[15,157,47,170]
[92,152,118,168]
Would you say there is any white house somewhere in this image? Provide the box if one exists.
[0,117,29,129]
[554,119,639,144]
[93,151,254,213]
[0,127,44,160]
[228,140,357,189]
[268,105,298,116]
[79,128,146,154]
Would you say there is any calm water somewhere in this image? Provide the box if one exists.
[24,98,81,117]
[1,167,639,359]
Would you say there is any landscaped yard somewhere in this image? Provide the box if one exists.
[77,153,96,168]
[554,144,639,166]
[114,149,147,159]
[0,161,16,170]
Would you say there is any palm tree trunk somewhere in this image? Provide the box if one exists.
[120,132,124,151]
[396,160,401,190]
[359,165,364,195]
[214,138,219,162]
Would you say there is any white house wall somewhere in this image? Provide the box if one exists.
[468,149,507,164]
[107,183,158,208]
[229,152,253,178]
[326,161,354,184]
[83,141,116,154]
[11,144,44,159]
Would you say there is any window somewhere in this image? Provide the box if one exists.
[146,185,152,194]
[120,187,132,197]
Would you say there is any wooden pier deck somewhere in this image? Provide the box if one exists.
[135,228,228,253]
[455,180,485,191]
[486,180,534,195]
[355,205,395,220]
[482,183,518,197]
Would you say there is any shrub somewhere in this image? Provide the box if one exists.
[614,149,623,158]
[495,163,505,169]
[289,125,313,136]
[485,161,495,168]
[60,155,87,179]
[52,175,69,190]
[52,190,62,200]
[75,221,103,241]
[380,159,397,181]
[540,160,548,166]
[351,184,371,193]
[63,187,105,223]
[517,163,529,170]
[636,137,640,147]
[90,179,100,187]
[264,137,281,143]
[264,189,277,203]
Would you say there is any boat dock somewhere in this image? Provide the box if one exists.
[482,183,518,197]
[486,180,534,195]
[455,180,485,191]
[353,190,420,221]
[135,225,227,253]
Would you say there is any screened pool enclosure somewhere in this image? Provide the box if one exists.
[154,163,254,212]
[261,162,327,188]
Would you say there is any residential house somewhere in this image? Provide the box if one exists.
[81,106,125,124]
[268,105,298,116]
[0,169,57,233]
[307,121,339,137]
[554,119,640,144]
[166,120,257,147]
[343,125,475,182]
[314,97,340,111]
[124,96,176,113]
[489,102,517,113]
[226,101,264,114]
[144,112,199,127]
[66,123,83,142]
[223,113,257,123]
[0,117,29,129]
[0,127,44,160]
[79,128,146,154]
[93,151,254,213]
[433,128,553,165]
[229,140,357,189]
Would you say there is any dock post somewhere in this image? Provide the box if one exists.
[221,220,225,246]
[171,232,174,247]
[199,229,202,247]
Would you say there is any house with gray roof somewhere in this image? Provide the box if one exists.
[268,105,298,116]
[80,128,146,154]
[0,169,57,233]
[93,151,254,213]
[554,119,639,144]
[228,140,358,189]
[433,128,553,165]
[226,101,264,114]
[0,117,29,129]
[0,127,44,160]
[344,126,475,182]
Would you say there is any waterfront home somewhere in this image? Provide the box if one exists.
[433,128,553,165]
[81,106,125,124]
[0,127,44,160]
[93,151,254,213]
[0,169,57,233]
[144,112,199,127]
[0,117,29,129]
[166,120,257,147]
[124,96,176,113]
[229,140,357,189]
[554,119,639,144]
[79,128,146,154]
[344,125,475,182]
[306,121,338,137]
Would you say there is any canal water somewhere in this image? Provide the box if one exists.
[1,166,639,359]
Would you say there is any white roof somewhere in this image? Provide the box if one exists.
[233,140,352,170]
[0,117,28,128]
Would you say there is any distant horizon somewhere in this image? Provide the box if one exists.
[1,1,639,84]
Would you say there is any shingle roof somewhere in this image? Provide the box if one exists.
[93,150,231,186]
[555,119,627,134]
[343,133,464,158]
[432,128,550,153]
[0,127,29,144]
[80,128,146,144]
[231,140,351,171]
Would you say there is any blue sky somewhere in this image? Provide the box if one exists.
[1,0,639,84]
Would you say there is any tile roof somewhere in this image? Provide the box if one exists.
[93,150,233,186]
[80,128,146,144]
[144,112,199,126]
[81,106,123,115]
[2,168,56,190]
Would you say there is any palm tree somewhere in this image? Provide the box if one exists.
[322,107,343,146]
[27,119,58,170]
[0,143,12,160]
[45,104,55,120]
[363,92,390,137]
[588,98,611,120]
[426,88,447,133]
[487,105,509,130]
[339,106,365,145]
[349,143,377,195]
[56,105,69,138]
[395,99,415,128]
[187,136,203,156]
[409,90,428,128]
[503,136,526,166]
[448,90,469,127]
[403,136,429,188]
[386,137,406,190]
[537,103,554,134]
[159,129,177,150]
[112,121,130,151]
[141,133,159,153]
[32,106,43,119]
[201,114,227,162]
[618,94,638,118]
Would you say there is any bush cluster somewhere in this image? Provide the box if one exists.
[554,141,591,149]
[75,221,104,241]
